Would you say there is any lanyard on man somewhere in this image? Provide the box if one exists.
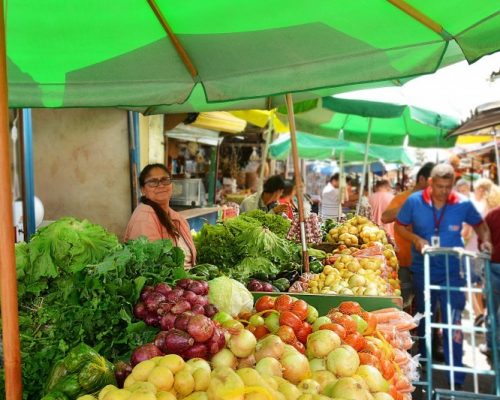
[431,203,447,247]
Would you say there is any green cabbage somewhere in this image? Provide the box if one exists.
[208,277,254,317]
[24,217,121,282]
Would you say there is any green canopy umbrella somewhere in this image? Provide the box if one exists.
[285,96,461,148]
[268,131,415,165]
[5,0,500,109]
[280,96,454,211]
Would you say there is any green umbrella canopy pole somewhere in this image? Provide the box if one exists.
[285,94,309,272]
[357,118,373,214]
[0,3,22,399]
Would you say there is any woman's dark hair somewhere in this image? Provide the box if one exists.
[139,163,179,237]
[281,180,295,198]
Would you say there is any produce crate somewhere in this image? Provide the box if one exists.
[311,242,336,253]
[251,292,402,316]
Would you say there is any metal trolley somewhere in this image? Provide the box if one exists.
[421,247,499,399]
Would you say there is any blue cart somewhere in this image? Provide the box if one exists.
[419,247,499,399]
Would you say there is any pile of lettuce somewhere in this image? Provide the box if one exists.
[6,218,188,400]
[195,211,300,282]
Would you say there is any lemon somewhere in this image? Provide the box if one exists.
[147,366,174,391]
[132,360,157,381]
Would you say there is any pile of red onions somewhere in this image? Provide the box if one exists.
[133,279,218,328]
[130,279,223,365]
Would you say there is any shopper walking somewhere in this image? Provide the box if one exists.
[369,179,394,238]
[463,178,495,326]
[395,163,492,387]
[484,205,500,364]
[320,173,341,220]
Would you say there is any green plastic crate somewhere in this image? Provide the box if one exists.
[251,292,402,316]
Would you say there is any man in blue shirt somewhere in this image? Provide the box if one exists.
[395,164,492,387]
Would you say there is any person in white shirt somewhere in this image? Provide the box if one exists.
[321,173,340,220]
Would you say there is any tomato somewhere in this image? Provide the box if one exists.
[277,325,297,344]
[247,324,257,334]
[295,322,313,344]
[253,325,270,340]
[279,311,303,332]
[358,352,380,368]
[290,299,308,320]
[344,332,367,352]
[274,295,294,311]
[380,359,396,381]
[255,296,275,312]
[291,340,306,354]
[330,314,357,335]
[339,301,363,316]
[319,323,347,340]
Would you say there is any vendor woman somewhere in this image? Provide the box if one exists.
[124,163,196,268]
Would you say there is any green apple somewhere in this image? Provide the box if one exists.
[351,314,368,334]
[312,316,332,332]
[306,305,319,324]
[264,312,280,333]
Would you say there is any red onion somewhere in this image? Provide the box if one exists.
[193,295,209,307]
[182,343,208,360]
[206,326,226,355]
[191,304,205,315]
[174,312,193,331]
[156,302,172,316]
[204,304,218,318]
[166,288,184,303]
[155,283,172,296]
[171,300,192,315]
[159,313,177,331]
[140,286,155,301]
[182,290,198,305]
[133,302,147,320]
[187,280,206,295]
[144,292,167,312]
[145,311,160,327]
[131,343,163,366]
[154,331,170,353]
[176,279,193,289]
[187,314,215,343]
[165,329,195,355]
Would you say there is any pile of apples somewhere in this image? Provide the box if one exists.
[87,295,414,400]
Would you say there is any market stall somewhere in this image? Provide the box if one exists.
[14,214,416,400]
[2,2,500,399]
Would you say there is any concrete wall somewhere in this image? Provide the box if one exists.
[32,108,131,239]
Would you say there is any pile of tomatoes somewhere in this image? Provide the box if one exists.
[239,294,319,354]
